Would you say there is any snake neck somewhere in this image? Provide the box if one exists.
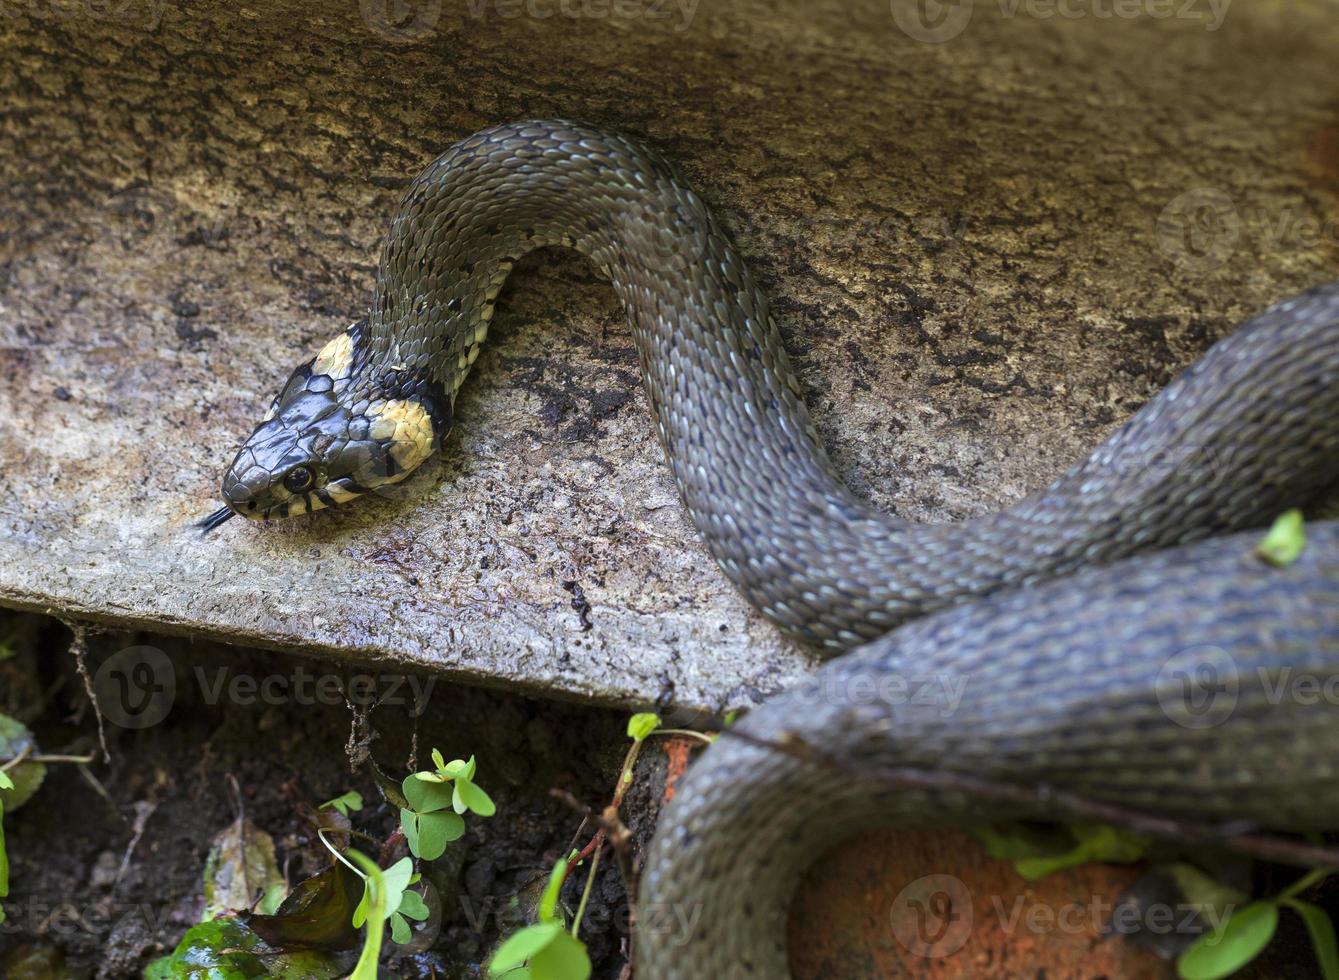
[367,119,1339,652]
[367,120,862,602]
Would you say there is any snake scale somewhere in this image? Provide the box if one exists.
[205,121,1339,978]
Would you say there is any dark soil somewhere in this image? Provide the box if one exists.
[0,610,668,979]
[3,607,1335,980]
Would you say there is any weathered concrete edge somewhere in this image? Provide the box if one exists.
[0,570,810,715]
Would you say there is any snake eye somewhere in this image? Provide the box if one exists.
[282,466,315,494]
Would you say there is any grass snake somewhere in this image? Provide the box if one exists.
[204,120,1339,978]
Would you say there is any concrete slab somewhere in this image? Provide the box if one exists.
[1,0,1337,712]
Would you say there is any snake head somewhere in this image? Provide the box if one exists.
[199,323,451,532]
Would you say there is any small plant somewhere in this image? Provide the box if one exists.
[323,749,495,965]
[488,853,592,980]
[487,712,715,979]
[972,821,1149,880]
[0,711,90,925]
[400,750,496,861]
[0,769,12,922]
[347,851,389,980]
[973,817,1339,978]
[320,789,364,817]
[1255,508,1307,566]
[1177,869,1338,980]
[351,855,431,945]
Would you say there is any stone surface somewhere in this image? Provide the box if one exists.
[1,0,1337,711]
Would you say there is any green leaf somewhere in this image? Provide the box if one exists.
[320,791,363,817]
[401,808,464,861]
[389,912,411,945]
[0,714,46,812]
[356,856,414,930]
[0,772,13,790]
[457,779,497,817]
[972,823,1071,862]
[382,857,415,898]
[258,881,286,916]
[143,917,269,978]
[399,808,419,854]
[346,851,388,980]
[1164,862,1249,929]
[403,774,456,814]
[443,755,475,781]
[1283,899,1339,980]
[1077,823,1146,858]
[398,889,431,922]
[490,922,563,975]
[1,796,9,912]
[975,822,1147,881]
[529,928,592,980]
[1178,901,1279,980]
[538,854,573,925]
[431,748,446,771]
[627,713,661,742]
[1256,509,1307,566]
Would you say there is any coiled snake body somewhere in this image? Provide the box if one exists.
[207,121,1339,978]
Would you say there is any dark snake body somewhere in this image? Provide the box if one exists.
[218,121,1339,977]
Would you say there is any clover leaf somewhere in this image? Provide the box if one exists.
[626,713,661,743]
[1256,509,1307,566]
[320,790,364,817]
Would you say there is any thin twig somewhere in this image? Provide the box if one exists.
[572,840,603,938]
[0,752,98,768]
[0,744,31,773]
[649,728,714,747]
[64,621,109,763]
